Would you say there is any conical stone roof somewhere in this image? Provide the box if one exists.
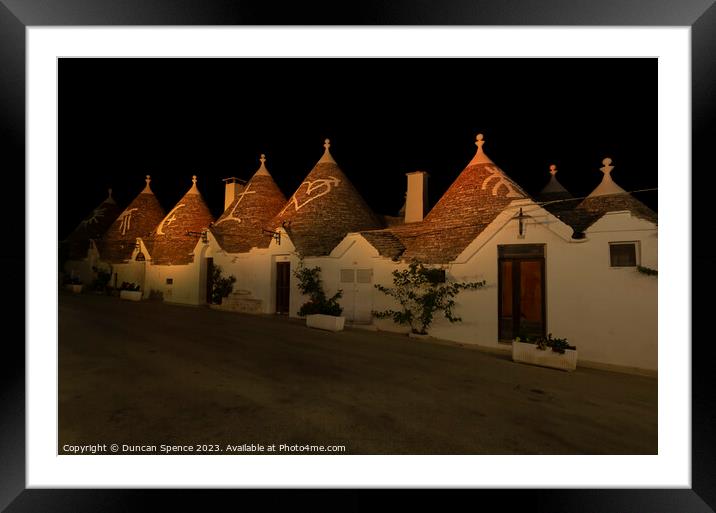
[211,154,287,253]
[538,164,573,202]
[267,139,384,256]
[423,134,528,227]
[63,189,122,260]
[536,164,579,222]
[568,158,657,234]
[144,175,215,265]
[364,134,529,263]
[98,176,166,263]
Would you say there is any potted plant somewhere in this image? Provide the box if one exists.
[209,265,237,305]
[64,275,83,294]
[372,260,485,338]
[512,333,578,371]
[294,265,345,332]
[119,282,142,301]
[90,267,112,295]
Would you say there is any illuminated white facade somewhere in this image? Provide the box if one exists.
[65,136,658,373]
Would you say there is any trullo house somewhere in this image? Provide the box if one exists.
[64,134,657,373]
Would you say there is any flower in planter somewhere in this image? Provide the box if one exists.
[516,333,575,354]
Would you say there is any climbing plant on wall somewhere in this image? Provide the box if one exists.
[372,260,486,335]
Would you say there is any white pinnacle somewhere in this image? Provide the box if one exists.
[587,158,627,197]
[254,153,271,177]
[188,174,199,194]
[142,175,153,193]
[468,133,494,166]
[318,138,337,164]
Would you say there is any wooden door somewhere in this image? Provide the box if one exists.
[205,257,214,304]
[275,262,291,315]
[498,246,546,341]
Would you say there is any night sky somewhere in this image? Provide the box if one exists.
[59,58,656,239]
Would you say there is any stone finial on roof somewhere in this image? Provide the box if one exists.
[468,133,494,166]
[318,138,337,164]
[540,163,571,197]
[601,158,614,174]
[106,188,116,204]
[142,175,153,193]
[255,153,270,177]
[587,157,627,197]
[187,174,199,194]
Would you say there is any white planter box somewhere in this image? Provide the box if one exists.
[65,284,83,293]
[120,290,143,302]
[408,332,431,340]
[306,314,345,332]
[512,340,577,372]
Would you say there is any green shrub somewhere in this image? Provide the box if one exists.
[90,268,112,292]
[294,265,343,317]
[372,260,485,335]
[210,265,237,304]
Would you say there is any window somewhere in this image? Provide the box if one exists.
[340,269,355,283]
[166,278,173,285]
[356,269,373,283]
[609,242,638,267]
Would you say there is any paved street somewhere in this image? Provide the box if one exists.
[59,293,657,454]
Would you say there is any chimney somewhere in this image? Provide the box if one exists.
[222,177,246,210]
[404,171,429,223]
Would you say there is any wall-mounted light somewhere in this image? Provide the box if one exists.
[262,229,281,245]
[513,208,530,239]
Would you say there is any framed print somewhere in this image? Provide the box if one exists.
[1,0,714,511]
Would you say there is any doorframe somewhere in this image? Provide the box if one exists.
[275,260,291,315]
[205,257,214,304]
[497,250,547,341]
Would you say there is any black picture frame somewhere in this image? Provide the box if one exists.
[2,1,713,511]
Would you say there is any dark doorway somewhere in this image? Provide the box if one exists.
[498,245,546,341]
[205,257,214,304]
[276,262,291,315]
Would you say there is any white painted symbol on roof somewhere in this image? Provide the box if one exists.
[157,204,186,235]
[79,206,106,227]
[214,183,256,225]
[279,176,341,214]
[481,166,523,198]
[117,208,139,235]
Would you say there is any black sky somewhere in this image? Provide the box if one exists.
[59,58,656,239]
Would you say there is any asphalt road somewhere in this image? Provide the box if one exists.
[59,293,657,455]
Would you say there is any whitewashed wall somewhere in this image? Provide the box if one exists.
[143,262,203,304]
[63,257,97,286]
[198,230,302,314]
[348,203,658,372]
[143,205,657,372]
